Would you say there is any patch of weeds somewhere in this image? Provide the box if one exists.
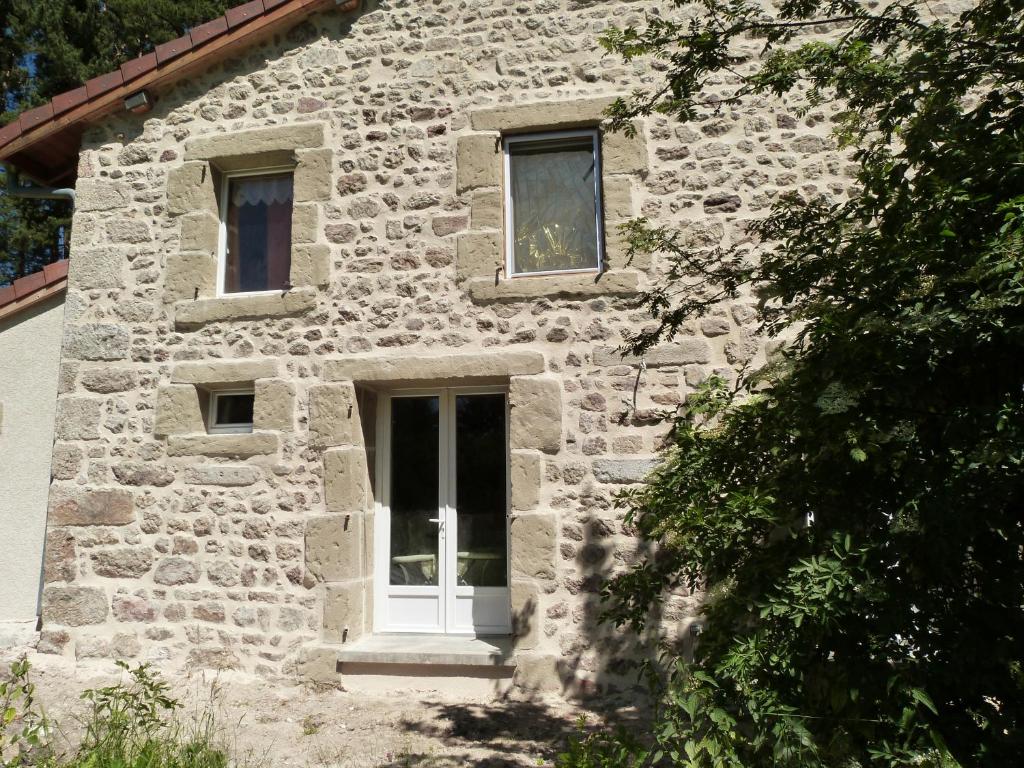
[1,657,49,766]
[301,715,321,737]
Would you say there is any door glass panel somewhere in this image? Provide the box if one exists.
[455,393,508,587]
[390,396,440,586]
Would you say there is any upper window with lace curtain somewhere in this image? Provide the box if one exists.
[218,169,294,295]
[503,130,604,276]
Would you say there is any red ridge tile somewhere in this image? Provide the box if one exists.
[85,70,125,99]
[43,260,70,282]
[264,0,292,9]
[156,34,194,65]
[226,0,266,29]
[19,103,55,131]
[0,121,23,147]
[0,285,15,306]
[190,16,229,46]
[121,53,158,83]
[13,271,45,299]
[52,87,89,116]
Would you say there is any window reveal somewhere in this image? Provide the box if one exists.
[221,171,294,294]
[504,130,603,276]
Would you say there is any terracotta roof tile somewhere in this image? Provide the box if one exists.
[226,0,267,29]
[190,16,230,47]
[52,86,90,116]
[121,52,159,83]
[0,0,359,183]
[0,260,69,319]
[85,70,125,99]
[155,34,194,65]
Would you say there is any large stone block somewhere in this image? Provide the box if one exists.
[76,179,131,212]
[305,514,363,583]
[456,231,502,280]
[63,324,129,361]
[323,581,365,643]
[167,432,279,458]
[471,188,503,230]
[55,397,102,441]
[324,447,370,513]
[470,97,617,132]
[290,243,330,288]
[80,368,137,394]
[173,288,317,328]
[456,134,500,193]
[510,450,541,511]
[602,122,648,175]
[112,462,174,487]
[183,465,261,486]
[165,252,217,303]
[509,377,562,455]
[602,174,634,220]
[592,340,713,367]
[42,586,108,626]
[91,547,155,578]
[179,211,220,254]
[291,203,319,244]
[324,351,545,383]
[72,248,126,289]
[509,513,556,580]
[154,385,204,436]
[254,379,295,431]
[184,123,325,160]
[48,487,135,526]
[295,646,340,684]
[513,652,568,693]
[592,458,660,484]
[171,359,278,385]
[467,271,640,303]
[153,557,200,586]
[308,383,359,448]
[511,579,540,650]
[294,148,333,202]
[44,529,76,583]
[166,162,217,217]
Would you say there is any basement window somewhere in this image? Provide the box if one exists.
[218,169,294,295]
[504,130,603,276]
[208,390,255,434]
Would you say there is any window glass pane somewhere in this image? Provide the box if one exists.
[215,393,254,426]
[389,396,440,586]
[509,136,599,274]
[455,393,507,587]
[224,173,293,293]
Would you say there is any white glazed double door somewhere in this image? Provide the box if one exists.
[373,387,511,635]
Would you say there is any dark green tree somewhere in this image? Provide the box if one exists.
[563,1,1024,766]
[0,0,232,286]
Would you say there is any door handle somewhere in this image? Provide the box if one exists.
[427,517,442,524]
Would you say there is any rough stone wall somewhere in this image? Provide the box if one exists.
[42,0,851,692]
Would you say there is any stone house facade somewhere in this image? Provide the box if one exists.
[0,0,847,693]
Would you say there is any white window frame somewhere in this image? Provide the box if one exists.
[217,166,295,298]
[502,128,605,278]
[207,389,255,435]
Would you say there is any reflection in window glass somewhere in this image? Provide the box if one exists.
[209,392,254,434]
[223,172,293,294]
[508,134,600,275]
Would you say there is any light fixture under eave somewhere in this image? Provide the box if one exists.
[124,90,153,115]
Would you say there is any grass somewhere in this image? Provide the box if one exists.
[2,660,258,768]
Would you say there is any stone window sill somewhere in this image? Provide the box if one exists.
[465,270,640,302]
[174,287,316,328]
[167,431,279,458]
[336,634,515,668]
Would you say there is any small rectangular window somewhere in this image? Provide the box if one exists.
[504,130,603,276]
[219,170,294,294]
[208,390,255,434]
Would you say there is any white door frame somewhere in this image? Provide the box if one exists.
[373,386,511,636]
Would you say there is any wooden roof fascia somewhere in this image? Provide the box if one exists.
[0,0,359,166]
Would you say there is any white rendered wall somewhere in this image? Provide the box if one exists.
[0,292,64,643]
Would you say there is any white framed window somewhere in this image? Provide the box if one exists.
[218,167,294,296]
[503,129,604,277]
[207,389,255,434]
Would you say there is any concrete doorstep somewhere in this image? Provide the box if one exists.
[337,634,516,668]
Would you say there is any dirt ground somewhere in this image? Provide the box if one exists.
[2,649,631,767]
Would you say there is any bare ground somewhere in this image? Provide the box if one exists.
[2,649,633,767]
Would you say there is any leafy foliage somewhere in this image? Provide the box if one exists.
[565,0,1024,766]
[0,657,48,766]
[0,0,233,285]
